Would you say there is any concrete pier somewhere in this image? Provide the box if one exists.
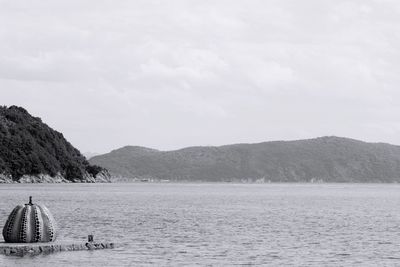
[0,236,115,256]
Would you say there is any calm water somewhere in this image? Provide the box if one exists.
[1,183,400,266]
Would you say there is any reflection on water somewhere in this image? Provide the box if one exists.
[1,183,400,266]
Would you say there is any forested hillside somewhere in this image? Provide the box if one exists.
[0,106,108,182]
[91,137,400,182]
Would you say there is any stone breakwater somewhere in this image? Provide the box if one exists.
[0,241,115,256]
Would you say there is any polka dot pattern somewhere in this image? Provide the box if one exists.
[2,202,57,243]
[3,206,20,242]
[19,208,29,242]
[41,206,56,242]
[33,206,43,242]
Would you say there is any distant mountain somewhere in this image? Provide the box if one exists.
[90,137,400,182]
[0,106,110,183]
[83,152,100,160]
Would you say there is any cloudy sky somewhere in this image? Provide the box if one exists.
[1,0,400,154]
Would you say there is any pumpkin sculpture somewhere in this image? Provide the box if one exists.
[2,197,57,243]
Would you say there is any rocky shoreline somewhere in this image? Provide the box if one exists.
[0,170,112,183]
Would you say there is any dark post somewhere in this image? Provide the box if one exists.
[88,235,94,242]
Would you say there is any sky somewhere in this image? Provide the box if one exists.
[1,0,400,154]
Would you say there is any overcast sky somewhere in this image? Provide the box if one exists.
[1,0,400,154]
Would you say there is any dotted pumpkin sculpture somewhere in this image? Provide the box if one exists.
[2,197,57,243]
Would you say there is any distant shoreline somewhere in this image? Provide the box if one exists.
[2,180,400,185]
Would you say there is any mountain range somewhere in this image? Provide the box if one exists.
[3,105,400,183]
[90,137,400,183]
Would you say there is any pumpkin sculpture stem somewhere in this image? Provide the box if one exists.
[29,196,32,205]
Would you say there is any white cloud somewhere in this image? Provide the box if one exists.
[1,0,400,152]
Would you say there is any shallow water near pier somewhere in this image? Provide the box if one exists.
[1,183,400,266]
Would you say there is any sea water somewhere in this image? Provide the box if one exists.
[1,183,400,266]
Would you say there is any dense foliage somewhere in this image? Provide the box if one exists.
[0,106,104,181]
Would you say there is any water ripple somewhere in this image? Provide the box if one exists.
[1,183,400,266]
